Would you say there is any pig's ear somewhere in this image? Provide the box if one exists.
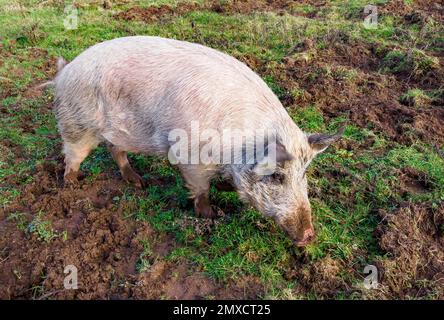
[308,126,345,153]
[273,141,294,163]
[253,141,293,176]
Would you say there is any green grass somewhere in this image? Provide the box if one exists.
[27,211,67,243]
[399,88,431,107]
[7,212,29,231]
[289,105,325,132]
[1,0,443,299]
[136,239,154,273]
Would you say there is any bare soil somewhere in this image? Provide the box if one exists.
[114,2,201,22]
[0,160,264,299]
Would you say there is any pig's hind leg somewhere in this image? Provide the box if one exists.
[107,144,143,188]
[63,136,100,185]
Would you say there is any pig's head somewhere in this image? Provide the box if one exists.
[232,127,344,246]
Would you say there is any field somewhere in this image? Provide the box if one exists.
[0,0,443,299]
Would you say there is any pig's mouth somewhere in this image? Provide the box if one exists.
[294,228,315,247]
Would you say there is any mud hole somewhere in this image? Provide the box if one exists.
[0,161,263,299]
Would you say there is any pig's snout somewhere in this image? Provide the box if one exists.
[278,203,315,247]
[294,227,315,247]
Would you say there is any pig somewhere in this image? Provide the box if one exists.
[52,36,343,246]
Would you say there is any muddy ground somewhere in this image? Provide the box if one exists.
[1,0,444,299]
[0,160,264,299]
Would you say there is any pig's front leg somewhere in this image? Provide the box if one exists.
[194,193,216,219]
[108,144,144,188]
[179,164,217,219]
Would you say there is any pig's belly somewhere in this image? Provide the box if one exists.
[100,114,169,156]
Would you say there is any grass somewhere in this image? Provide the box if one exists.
[136,239,154,273]
[399,88,431,107]
[27,211,67,243]
[0,0,443,299]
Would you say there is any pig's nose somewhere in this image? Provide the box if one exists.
[294,228,315,247]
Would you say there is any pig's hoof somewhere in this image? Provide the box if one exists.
[214,181,235,192]
[122,167,144,188]
[200,206,218,219]
[194,195,218,219]
[63,171,80,187]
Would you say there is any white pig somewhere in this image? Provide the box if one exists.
[52,36,342,246]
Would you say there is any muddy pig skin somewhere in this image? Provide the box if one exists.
[53,36,342,246]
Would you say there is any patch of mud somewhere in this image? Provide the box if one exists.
[369,203,444,299]
[0,158,264,299]
[414,0,444,24]
[217,275,265,299]
[0,161,146,299]
[289,256,350,297]
[208,0,294,15]
[398,167,433,196]
[379,0,414,18]
[237,53,264,71]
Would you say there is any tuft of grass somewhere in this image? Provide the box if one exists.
[411,49,440,77]
[399,88,432,108]
[381,50,410,74]
[27,211,66,243]
[381,49,440,77]
[136,239,153,273]
[7,212,29,231]
[194,208,294,286]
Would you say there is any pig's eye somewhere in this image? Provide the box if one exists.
[258,171,285,184]
[270,172,285,184]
